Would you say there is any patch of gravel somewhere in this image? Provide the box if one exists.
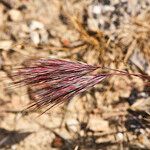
[87,0,150,32]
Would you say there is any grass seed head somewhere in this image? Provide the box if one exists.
[12,58,150,113]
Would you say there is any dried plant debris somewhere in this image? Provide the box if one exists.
[0,128,32,148]
[130,97,150,114]
[113,10,150,58]
[130,49,150,75]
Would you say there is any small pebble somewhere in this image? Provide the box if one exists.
[8,9,23,22]
[87,115,109,132]
[0,40,12,49]
[66,118,80,132]
[92,4,102,15]
[0,56,3,69]
[30,31,40,45]
[116,132,124,141]
[29,20,44,30]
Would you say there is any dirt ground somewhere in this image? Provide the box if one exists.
[0,0,150,150]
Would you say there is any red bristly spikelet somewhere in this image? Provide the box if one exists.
[12,58,150,113]
[12,59,108,112]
